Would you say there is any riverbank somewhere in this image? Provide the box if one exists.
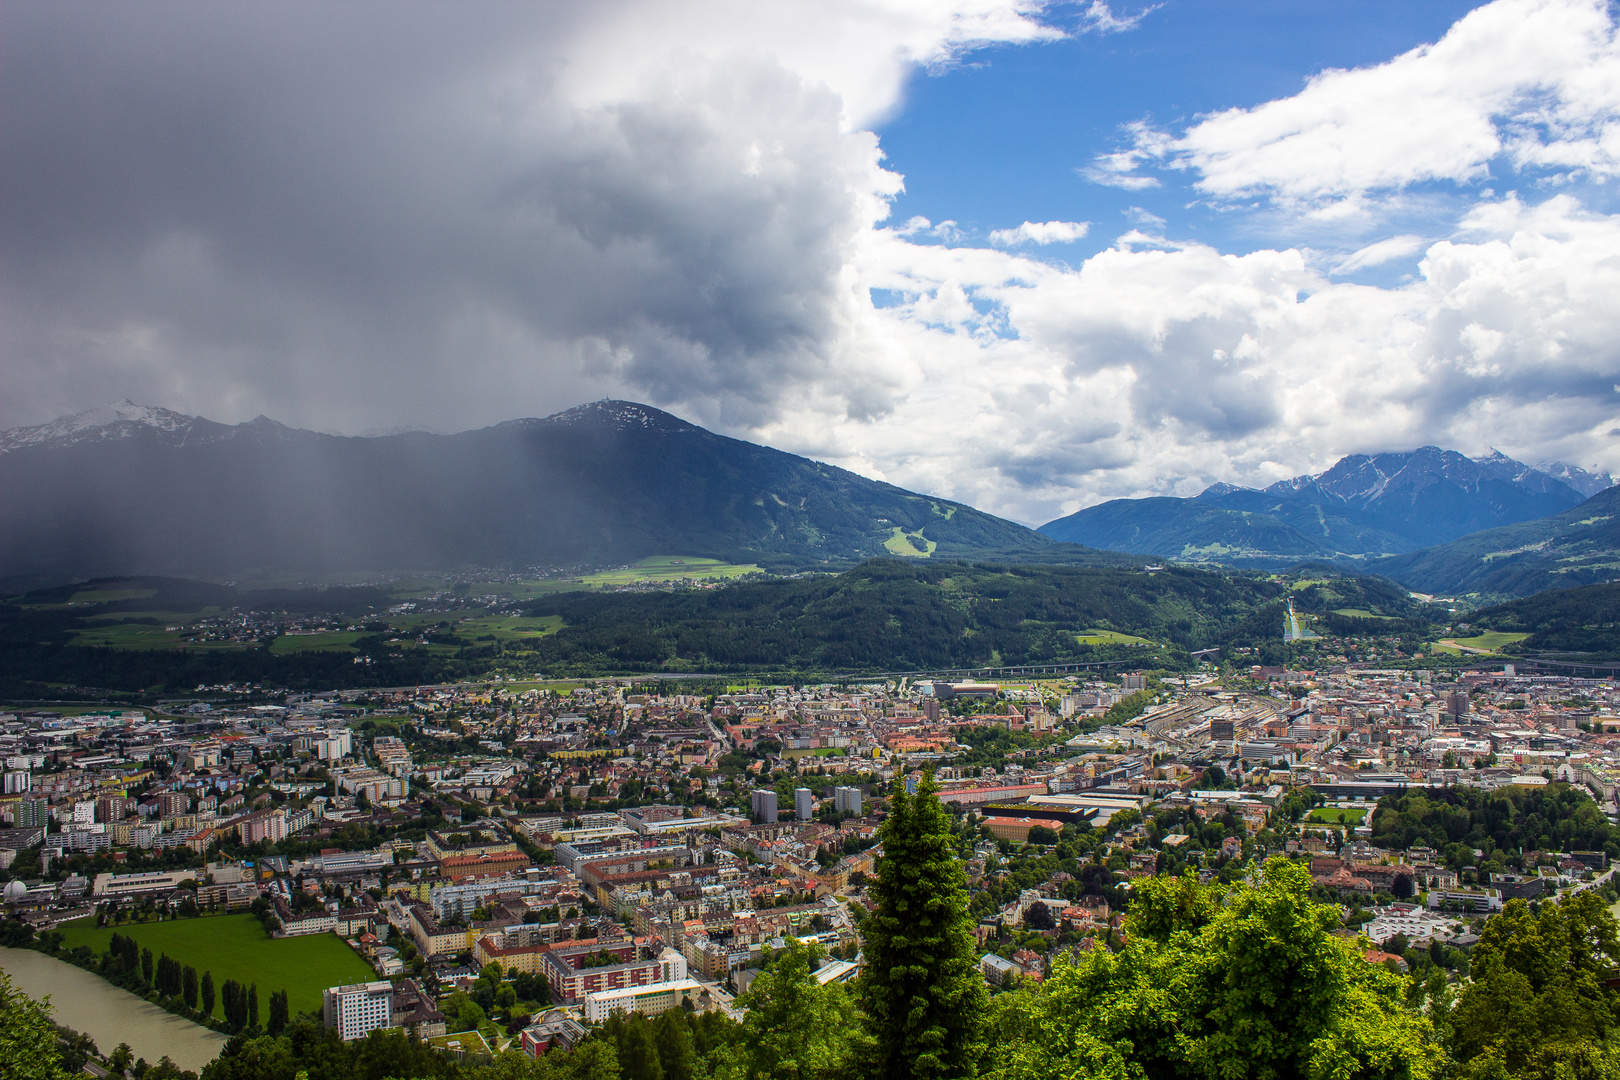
[0,946,228,1073]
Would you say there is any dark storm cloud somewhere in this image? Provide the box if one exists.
[0,1,887,433]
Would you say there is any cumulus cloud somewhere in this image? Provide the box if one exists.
[1117,0,1620,207]
[2,0,1618,530]
[988,220,1091,246]
[776,191,1620,523]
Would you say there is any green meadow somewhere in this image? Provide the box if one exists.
[1076,629,1155,646]
[57,913,374,1021]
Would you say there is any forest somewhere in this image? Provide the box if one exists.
[0,561,1442,696]
[1369,783,1618,864]
[516,561,1435,674]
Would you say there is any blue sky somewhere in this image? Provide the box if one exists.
[881,2,1488,262]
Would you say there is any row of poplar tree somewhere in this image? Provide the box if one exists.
[99,932,289,1035]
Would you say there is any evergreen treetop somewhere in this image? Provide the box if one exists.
[860,771,988,1080]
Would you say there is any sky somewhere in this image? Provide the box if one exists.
[3,0,1619,526]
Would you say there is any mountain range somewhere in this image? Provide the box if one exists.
[1375,484,1620,598]
[0,400,1094,581]
[1039,447,1610,569]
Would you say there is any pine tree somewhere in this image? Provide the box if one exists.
[859,772,988,1080]
[140,947,154,986]
[248,983,259,1030]
[200,971,215,1018]
[182,966,198,1010]
[619,1014,664,1080]
[653,1009,694,1080]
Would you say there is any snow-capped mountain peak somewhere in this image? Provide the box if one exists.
[0,401,226,453]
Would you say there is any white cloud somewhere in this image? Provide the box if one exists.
[988,220,1091,246]
[755,191,1620,524]
[1077,2,1158,35]
[1118,0,1620,207]
[1079,119,1170,189]
[1331,234,1427,275]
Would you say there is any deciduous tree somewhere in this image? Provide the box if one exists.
[0,969,71,1080]
[984,860,1438,1080]
[1449,892,1620,1079]
[727,940,857,1080]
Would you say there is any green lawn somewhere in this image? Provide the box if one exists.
[429,1030,492,1055]
[1308,806,1369,825]
[1332,608,1395,619]
[57,913,374,1021]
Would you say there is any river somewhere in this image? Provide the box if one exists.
[0,947,228,1073]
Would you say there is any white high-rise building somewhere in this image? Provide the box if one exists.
[323,981,393,1040]
[834,786,862,816]
[794,788,813,821]
[3,771,30,795]
[750,790,778,824]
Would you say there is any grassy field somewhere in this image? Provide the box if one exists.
[1436,631,1531,655]
[57,914,374,1021]
[69,587,159,604]
[883,528,936,558]
[80,609,221,623]
[72,623,245,651]
[1076,629,1155,646]
[578,555,761,585]
[1332,608,1395,619]
[1308,806,1369,825]
[458,615,564,642]
[498,679,591,694]
[269,631,364,654]
[1452,631,1530,651]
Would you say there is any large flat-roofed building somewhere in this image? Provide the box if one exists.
[750,790,778,825]
[794,788,813,821]
[927,682,999,700]
[541,942,684,1006]
[583,978,708,1023]
[323,980,393,1041]
[92,869,198,897]
[437,850,531,883]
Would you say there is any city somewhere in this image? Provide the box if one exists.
[4,656,1619,1072]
